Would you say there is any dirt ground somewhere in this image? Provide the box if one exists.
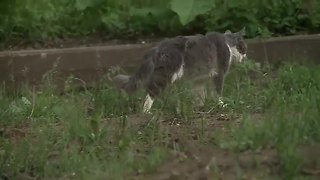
[3,112,320,180]
[102,113,320,180]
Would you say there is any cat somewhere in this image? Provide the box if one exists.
[112,29,247,113]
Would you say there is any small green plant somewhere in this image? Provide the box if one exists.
[1,60,320,179]
[154,80,196,119]
[218,60,320,178]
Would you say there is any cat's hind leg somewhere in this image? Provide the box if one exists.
[212,72,228,107]
[192,81,207,107]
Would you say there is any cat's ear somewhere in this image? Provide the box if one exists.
[238,27,246,36]
[224,30,232,34]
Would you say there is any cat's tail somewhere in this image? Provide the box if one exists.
[112,57,155,93]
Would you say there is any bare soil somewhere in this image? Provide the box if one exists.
[3,112,320,179]
[109,114,320,180]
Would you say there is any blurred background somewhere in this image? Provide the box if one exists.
[0,0,319,49]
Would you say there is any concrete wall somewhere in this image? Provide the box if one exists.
[1,34,320,89]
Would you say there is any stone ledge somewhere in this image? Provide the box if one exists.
[1,34,320,89]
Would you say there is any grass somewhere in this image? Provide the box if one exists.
[1,60,320,179]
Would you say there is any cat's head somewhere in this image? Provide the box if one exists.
[224,28,247,63]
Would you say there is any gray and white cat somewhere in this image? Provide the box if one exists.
[112,29,247,113]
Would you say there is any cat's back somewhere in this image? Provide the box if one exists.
[158,36,188,52]
[205,32,229,52]
[184,34,217,65]
[185,34,215,57]
[148,36,187,74]
[205,32,225,43]
[205,32,230,64]
[181,34,217,79]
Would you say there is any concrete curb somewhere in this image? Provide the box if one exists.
[1,34,320,89]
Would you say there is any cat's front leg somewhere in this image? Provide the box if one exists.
[192,84,206,107]
[213,73,229,108]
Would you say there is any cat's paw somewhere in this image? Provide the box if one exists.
[142,110,153,115]
[218,97,228,108]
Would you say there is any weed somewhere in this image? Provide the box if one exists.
[1,60,320,179]
[219,61,320,178]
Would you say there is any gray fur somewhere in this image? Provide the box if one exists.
[112,36,188,96]
[181,29,247,96]
[112,30,247,113]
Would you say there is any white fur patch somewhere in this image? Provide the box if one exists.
[218,97,228,108]
[209,69,218,77]
[143,94,154,113]
[226,44,233,65]
[171,63,184,83]
[226,44,245,63]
